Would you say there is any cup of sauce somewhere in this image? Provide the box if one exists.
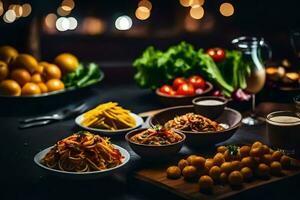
[192,96,228,119]
[267,111,300,157]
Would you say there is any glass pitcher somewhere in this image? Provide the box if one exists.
[232,36,272,125]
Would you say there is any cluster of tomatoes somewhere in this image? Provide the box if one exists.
[159,75,206,96]
[0,45,79,96]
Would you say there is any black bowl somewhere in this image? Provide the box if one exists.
[192,96,228,119]
[149,105,242,148]
[125,128,186,159]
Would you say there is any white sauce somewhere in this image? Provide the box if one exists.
[268,116,300,126]
[196,100,224,106]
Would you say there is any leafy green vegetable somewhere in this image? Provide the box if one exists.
[217,50,250,90]
[133,41,248,96]
[62,63,101,88]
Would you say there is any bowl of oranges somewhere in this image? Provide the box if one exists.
[0,45,103,98]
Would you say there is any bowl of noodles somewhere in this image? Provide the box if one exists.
[34,131,130,179]
[149,105,242,148]
[125,127,186,159]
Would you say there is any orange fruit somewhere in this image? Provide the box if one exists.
[44,63,61,80]
[31,73,44,83]
[0,79,21,96]
[11,69,31,86]
[0,61,9,81]
[54,53,79,74]
[11,54,39,74]
[21,82,41,96]
[37,82,48,93]
[0,45,18,64]
[46,79,64,92]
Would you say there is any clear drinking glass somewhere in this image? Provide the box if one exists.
[294,95,300,111]
[290,31,300,62]
[232,36,272,125]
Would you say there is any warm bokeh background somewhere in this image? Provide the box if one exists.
[0,0,300,64]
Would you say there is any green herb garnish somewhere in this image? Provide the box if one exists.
[227,145,239,156]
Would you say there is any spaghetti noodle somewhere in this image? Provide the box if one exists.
[42,132,123,172]
[164,113,224,132]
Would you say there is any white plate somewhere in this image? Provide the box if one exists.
[75,112,144,136]
[34,144,130,180]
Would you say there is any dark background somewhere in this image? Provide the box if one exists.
[0,0,300,63]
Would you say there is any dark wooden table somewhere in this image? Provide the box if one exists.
[0,68,299,200]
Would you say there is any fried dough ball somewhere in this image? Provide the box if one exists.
[228,171,244,186]
[270,161,282,175]
[217,146,227,154]
[272,151,283,161]
[231,160,242,171]
[187,155,197,165]
[213,153,225,166]
[182,166,197,180]
[209,166,221,181]
[252,141,263,149]
[198,175,214,192]
[220,162,233,174]
[257,163,270,177]
[166,166,181,179]
[241,157,255,169]
[178,159,189,170]
[191,156,206,169]
[240,167,253,181]
[280,155,291,169]
[239,146,251,158]
[261,154,272,165]
[224,149,240,161]
[220,172,228,184]
[205,159,215,170]
[249,146,264,157]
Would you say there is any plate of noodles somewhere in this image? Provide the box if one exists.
[75,102,143,135]
[34,131,130,179]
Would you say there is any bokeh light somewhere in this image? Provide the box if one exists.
[179,0,192,7]
[135,6,150,20]
[57,6,71,16]
[0,1,3,16]
[219,2,234,17]
[138,0,152,10]
[191,0,205,8]
[56,17,70,31]
[45,13,57,28]
[22,3,32,17]
[81,17,106,35]
[115,15,133,30]
[12,5,23,17]
[190,6,204,19]
[68,17,78,30]
[62,0,75,10]
[3,10,16,23]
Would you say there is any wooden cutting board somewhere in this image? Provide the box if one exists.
[134,159,300,200]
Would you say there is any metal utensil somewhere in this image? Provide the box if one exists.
[19,103,88,129]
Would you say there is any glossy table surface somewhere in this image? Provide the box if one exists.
[1,71,299,200]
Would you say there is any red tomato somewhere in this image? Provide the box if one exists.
[207,48,226,62]
[159,85,175,95]
[188,75,206,89]
[176,83,195,96]
[172,77,186,90]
